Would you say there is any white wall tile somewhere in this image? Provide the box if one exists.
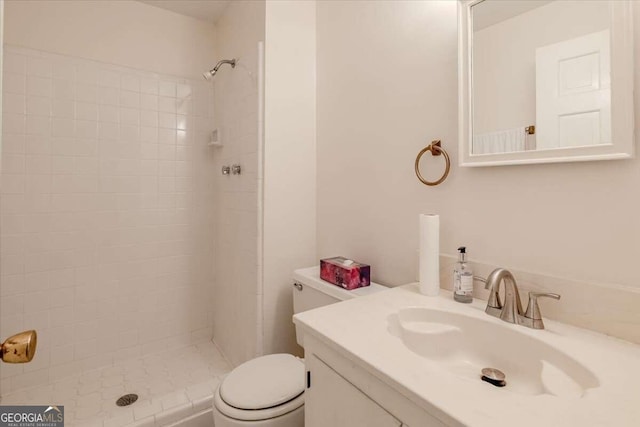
[1,46,217,394]
[158,129,175,145]
[1,174,25,194]
[3,93,26,114]
[211,1,262,366]
[140,110,158,128]
[97,69,120,88]
[76,102,97,121]
[140,94,158,111]
[52,79,74,100]
[3,134,26,154]
[25,135,51,155]
[51,98,73,118]
[75,120,97,139]
[25,155,51,174]
[120,90,140,109]
[77,63,98,85]
[176,83,191,100]
[25,115,51,137]
[119,108,139,126]
[176,130,188,146]
[2,154,26,174]
[52,118,74,137]
[25,174,51,194]
[52,60,75,81]
[98,86,119,106]
[159,112,176,129]
[4,73,26,94]
[26,56,52,78]
[76,83,97,103]
[121,75,140,93]
[140,78,158,95]
[3,113,26,134]
[159,81,176,98]
[4,52,26,75]
[159,96,176,113]
[26,76,52,97]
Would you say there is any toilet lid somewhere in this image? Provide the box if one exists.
[220,354,305,410]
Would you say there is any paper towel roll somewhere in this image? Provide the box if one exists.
[419,214,440,296]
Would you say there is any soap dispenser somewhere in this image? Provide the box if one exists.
[453,246,473,303]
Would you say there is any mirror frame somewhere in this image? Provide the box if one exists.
[458,0,635,167]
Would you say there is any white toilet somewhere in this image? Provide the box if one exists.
[212,266,385,427]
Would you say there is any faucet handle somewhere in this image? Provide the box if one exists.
[525,292,560,321]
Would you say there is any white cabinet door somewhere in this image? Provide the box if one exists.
[305,355,402,427]
[536,29,611,149]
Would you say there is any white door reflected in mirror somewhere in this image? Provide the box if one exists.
[459,0,634,166]
[535,29,611,150]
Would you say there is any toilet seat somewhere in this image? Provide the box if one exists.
[214,354,305,422]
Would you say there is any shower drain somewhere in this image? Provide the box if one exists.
[116,394,139,407]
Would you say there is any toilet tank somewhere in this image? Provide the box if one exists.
[292,266,386,347]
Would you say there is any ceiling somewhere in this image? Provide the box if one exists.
[139,0,232,24]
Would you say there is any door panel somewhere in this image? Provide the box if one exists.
[536,29,611,149]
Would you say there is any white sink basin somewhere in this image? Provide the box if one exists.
[389,306,599,398]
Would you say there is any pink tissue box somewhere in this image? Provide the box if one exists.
[320,257,371,290]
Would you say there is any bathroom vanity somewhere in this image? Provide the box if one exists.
[293,284,640,427]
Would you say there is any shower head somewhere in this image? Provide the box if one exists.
[203,59,237,80]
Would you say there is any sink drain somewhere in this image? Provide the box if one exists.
[116,394,139,407]
[481,368,506,387]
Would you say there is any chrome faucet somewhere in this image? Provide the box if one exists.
[483,268,560,330]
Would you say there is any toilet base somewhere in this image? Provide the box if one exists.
[212,404,304,427]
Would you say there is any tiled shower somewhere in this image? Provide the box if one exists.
[1,45,217,389]
[0,0,266,425]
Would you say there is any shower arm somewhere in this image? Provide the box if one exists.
[214,59,236,71]
[203,58,237,80]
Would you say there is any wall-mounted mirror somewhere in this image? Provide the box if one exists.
[458,0,634,166]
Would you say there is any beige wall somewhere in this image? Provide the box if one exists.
[3,0,216,79]
[264,0,317,355]
[316,0,640,290]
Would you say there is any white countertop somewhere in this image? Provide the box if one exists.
[293,283,640,427]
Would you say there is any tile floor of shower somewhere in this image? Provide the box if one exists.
[0,340,230,427]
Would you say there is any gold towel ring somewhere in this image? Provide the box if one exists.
[414,140,450,186]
